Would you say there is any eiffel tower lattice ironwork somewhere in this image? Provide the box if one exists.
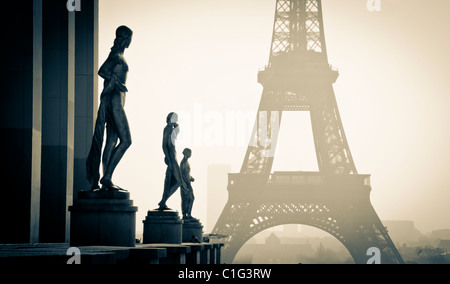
[212,0,404,264]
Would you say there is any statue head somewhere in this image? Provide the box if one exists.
[166,112,178,124]
[112,25,133,52]
[182,148,192,158]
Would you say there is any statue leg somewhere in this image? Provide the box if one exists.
[158,167,173,209]
[187,187,195,218]
[180,184,194,219]
[86,97,108,190]
[158,165,182,210]
[100,92,132,189]
[180,185,189,218]
[166,166,182,199]
[102,118,118,178]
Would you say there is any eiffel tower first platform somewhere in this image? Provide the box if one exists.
[212,0,404,264]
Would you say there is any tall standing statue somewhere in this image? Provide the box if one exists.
[157,113,187,210]
[86,25,133,191]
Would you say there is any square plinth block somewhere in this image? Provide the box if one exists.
[142,210,183,244]
[69,190,138,247]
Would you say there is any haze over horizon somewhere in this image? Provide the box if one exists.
[98,0,450,234]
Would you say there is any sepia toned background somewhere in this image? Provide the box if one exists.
[98,0,450,235]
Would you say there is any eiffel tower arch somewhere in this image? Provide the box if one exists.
[212,0,404,264]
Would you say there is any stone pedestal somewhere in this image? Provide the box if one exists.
[182,218,204,243]
[69,190,138,247]
[143,210,183,244]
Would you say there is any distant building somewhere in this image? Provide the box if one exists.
[207,164,231,232]
[235,233,315,264]
[431,229,450,240]
[382,220,422,244]
[437,240,450,252]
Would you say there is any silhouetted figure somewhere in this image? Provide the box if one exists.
[157,113,186,210]
[180,148,196,219]
[86,25,133,191]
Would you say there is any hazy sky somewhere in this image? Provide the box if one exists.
[98,0,450,234]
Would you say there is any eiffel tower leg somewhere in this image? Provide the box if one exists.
[338,203,405,264]
[309,85,357,175]
[213,182,404,264]
[212,197,258,264]
[240,101,283,175]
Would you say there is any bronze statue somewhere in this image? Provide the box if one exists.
[86,25,133,191]
[157,113,187,210]
[180,148,196,220]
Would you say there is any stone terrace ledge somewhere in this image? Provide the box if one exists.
[0,242,224,264]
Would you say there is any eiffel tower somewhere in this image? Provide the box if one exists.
[212,0,404,264]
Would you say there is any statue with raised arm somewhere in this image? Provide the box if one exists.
[157,112,187,210]
[180,148,196,220]
[86,25,133,191]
